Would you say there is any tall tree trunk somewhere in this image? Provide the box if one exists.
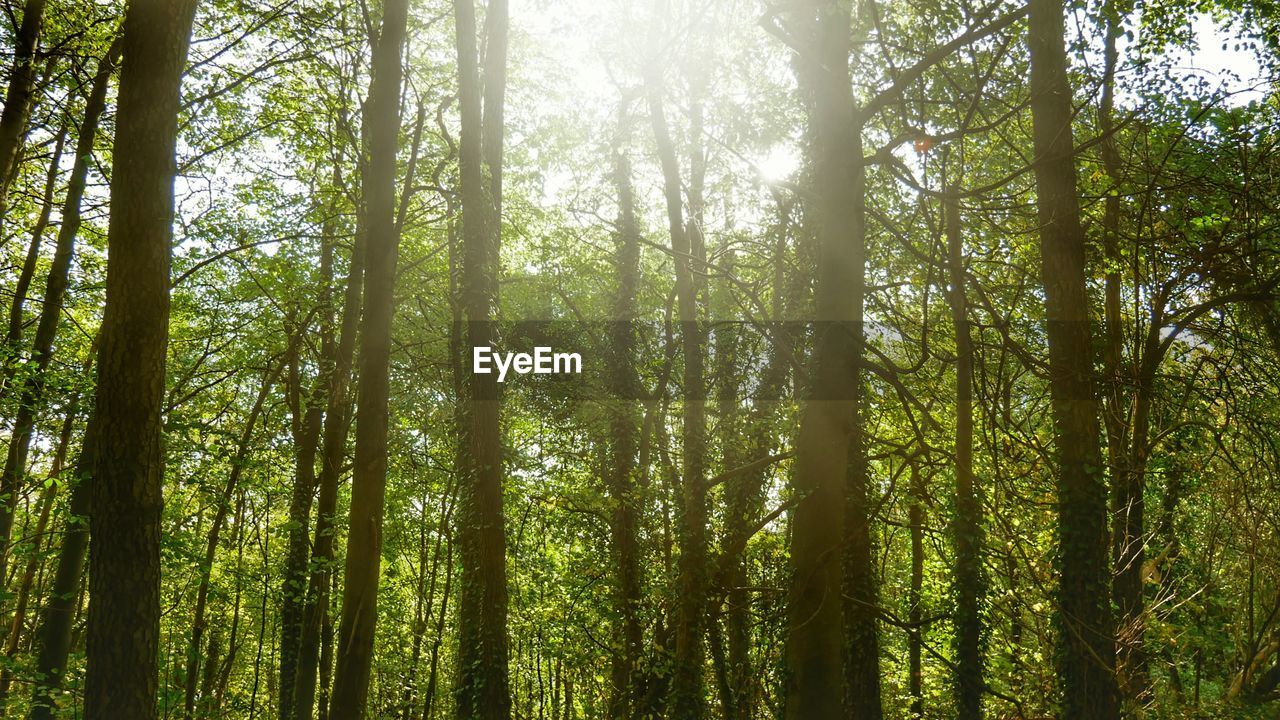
[0,124,63,576]
[452,0,512,715]
[605,98,643,720]
[328,0,408,714]
[645,26,708,719]
[779,0,874,716]
[85,1,198,717]
[1097,3,1149,705]
[280,311,326,720]
[292,188,366,720]
[946,176,985,720]
[1027,0,1121,717]
[0,0,48,216]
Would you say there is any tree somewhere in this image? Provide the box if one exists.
[0,0,47,218]
[452,0,512,715]
[328,0,409,715]
[84,0,199,717]
[1027,0,1121,715]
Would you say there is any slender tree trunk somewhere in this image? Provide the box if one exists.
[946,176,985,720]
[27,413,96,720]
[280,317,325,720]
[452,0,512,715]
[0,0,48,216]
[1027,0,1121,717]
[421,477,455,720]
[85,1,198,717]
[605,98,643,720]
[184,365,278,719]
[293,191,366,720]
[1097,4,1150,704]
[0,124,64,404]
[908,461,925,719]
[328,0,408,715]
[645,30,708,719]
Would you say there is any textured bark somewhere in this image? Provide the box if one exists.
[84,1,198,717]
[605,100,643,720]
[327,0,408,714]
[183,366,276,719]
[946,186,985,720]
[0,0,48,213]
[1027,0,1122,717]
[452,0,513,715]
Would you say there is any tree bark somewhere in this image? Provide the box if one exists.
[0,391,74,715]
[27,413,96,720]
[328,0,408,714]
[279,312,326,720]
[0,124,64,404]
[1027,0,1121,716]
[452,0,513,715]
[84,1,198,716]
[0,37,120,603]
[0,126,63,562]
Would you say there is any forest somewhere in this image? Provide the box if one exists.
[0,0,1277,718]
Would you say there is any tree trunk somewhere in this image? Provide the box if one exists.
[452,0,513,715]
[327,0,408,714]
[1027,0,1121,717]
[279,315,325,720]
[645,28,709,718]
[292,184,366,720]
[85,1,198,717]
[27,412,96,720]
[0,393,74,714]
[946,178,984,720]
[908,461,925,719]
[605,98,643,720]
[0,0,48,215]
[780,0,872,716]
[0,124,64,405]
